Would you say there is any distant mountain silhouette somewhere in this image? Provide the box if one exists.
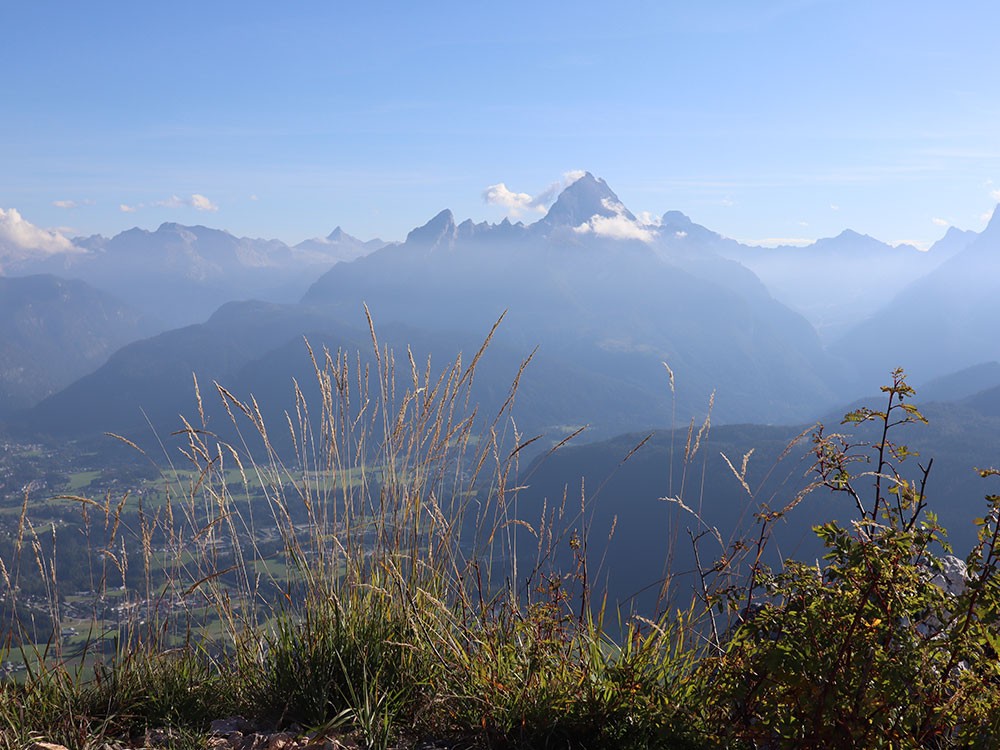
[714,227,971,341]
[832,206,1000,389]
[14,301,346,441]
[15,300,669,454]
[958,381,1000,418]
[11,223,387,328]
[294,226,390,264]
[0,275,152,415]
[917,361,1000,403]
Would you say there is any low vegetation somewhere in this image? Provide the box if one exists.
[3,317,1000,749]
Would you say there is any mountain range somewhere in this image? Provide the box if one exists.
[713,225,973,341]
[6,174,853,446]
[2,171,998,456]
[7,223,390,328]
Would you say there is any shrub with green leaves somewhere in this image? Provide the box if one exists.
[696,370,1000,748]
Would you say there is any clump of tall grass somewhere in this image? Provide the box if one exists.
[199,310,702,747]
[0,312,702,749]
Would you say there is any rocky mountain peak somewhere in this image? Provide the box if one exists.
[979,204,1000,241]
[405,209,456,247]
[537,172,635,229]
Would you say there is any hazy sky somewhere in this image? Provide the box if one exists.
[4,1,1000,248]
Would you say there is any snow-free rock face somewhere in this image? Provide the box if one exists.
[405,209,457,248]
[930,555,968,598]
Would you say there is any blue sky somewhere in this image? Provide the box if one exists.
[4,1,1000,248]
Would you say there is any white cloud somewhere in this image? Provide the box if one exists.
[574,201,658,243]
[830,204,841,211]
[190,193,219,212]
[636,211,662,227]
[572,193,658,243]
[154,195,186,209]
[674,230,688,239]
[154,194,219,211]
[931,217,949,227]
[482,183,545,217]
[52,199,94,209]
[991,188,1000,202]
[125,193,220,213]
[600,197,626,214]
[0,207,78,254]
[574,214,657,242]
[484,171,591,219]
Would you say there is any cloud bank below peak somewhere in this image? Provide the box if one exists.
[574,214,657,243]
[573,197,658,243]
